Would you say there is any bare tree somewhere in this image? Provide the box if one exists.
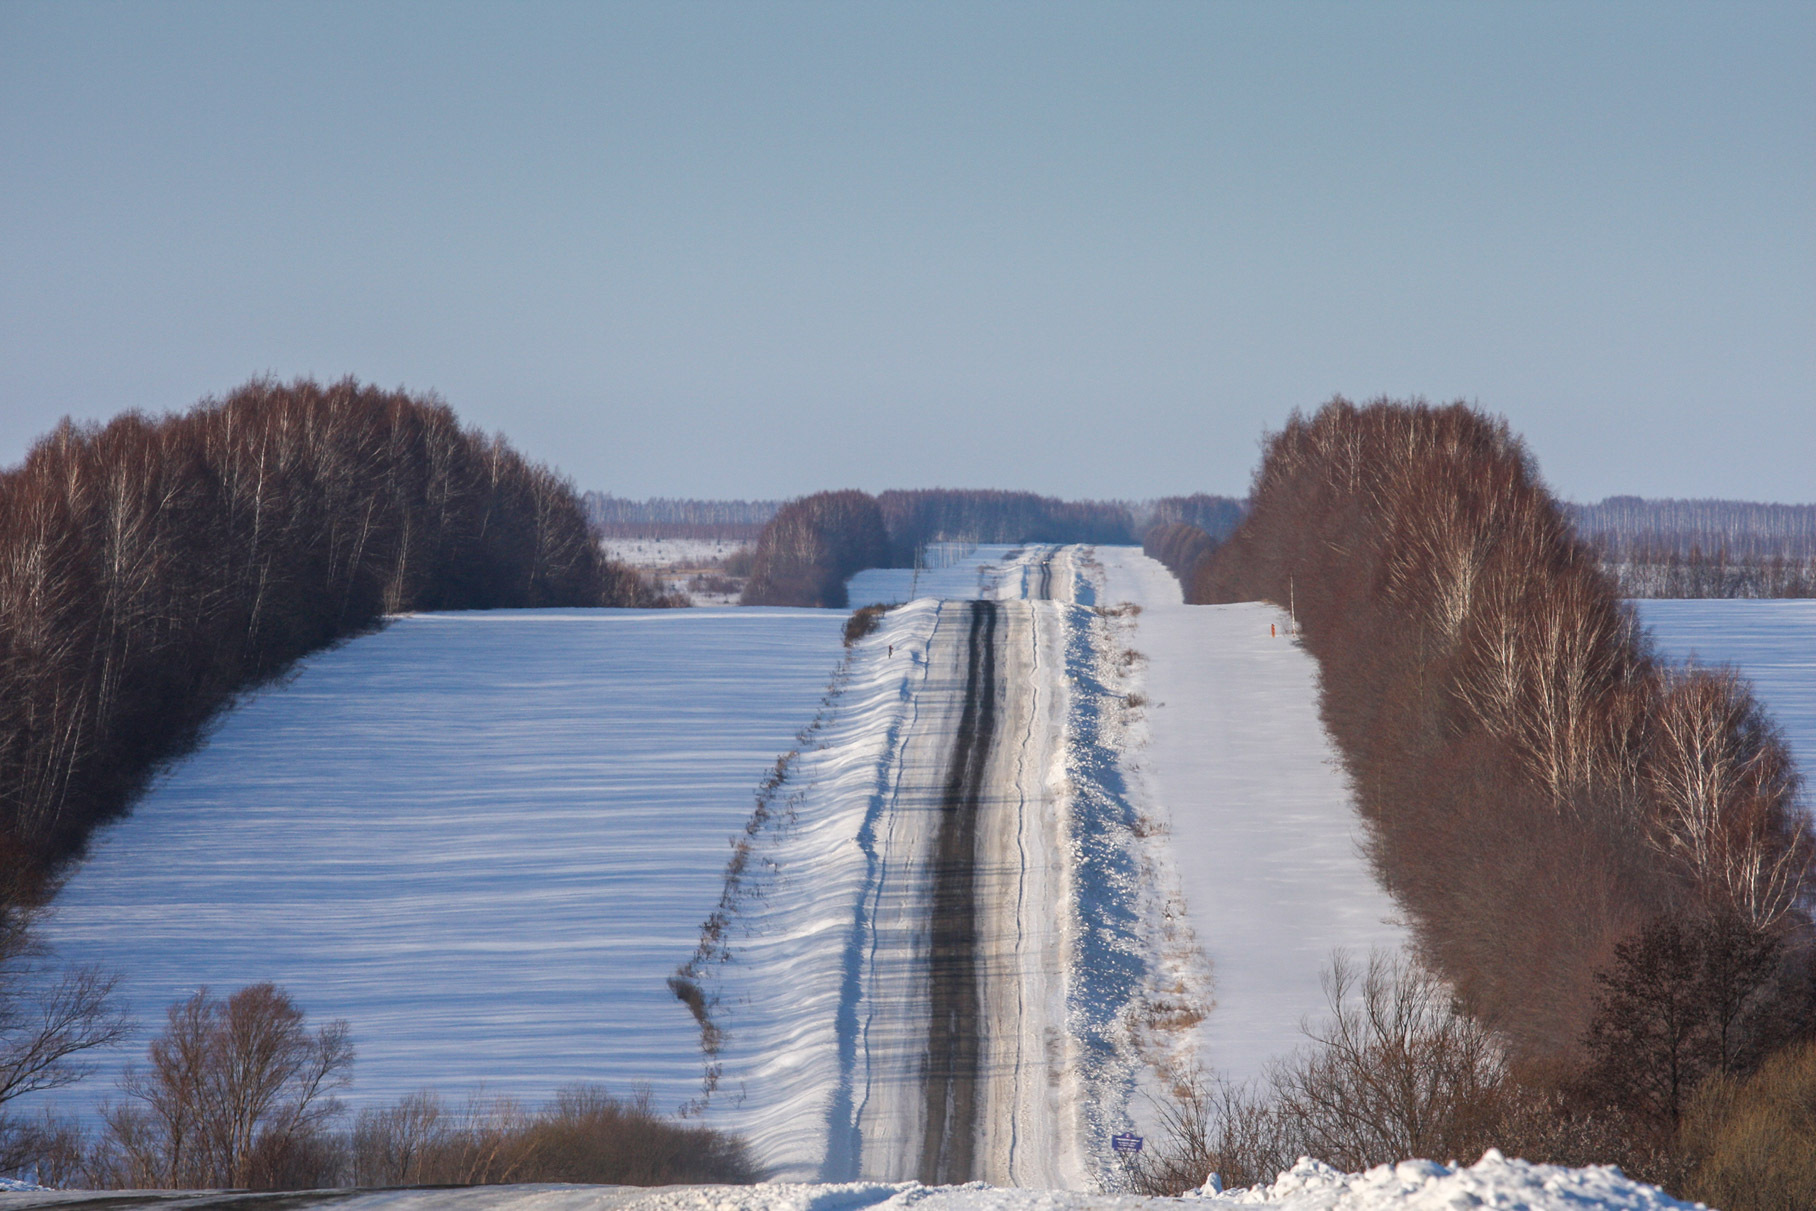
[0,914,128,1179]
[1268,951,1508,1171]
[103,983,352,1189]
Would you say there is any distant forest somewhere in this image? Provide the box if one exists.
[1568,498,1816,599]
[1569,497,1816,560]
[733,490,1249,610]
[0,379,672,912]
[738,489,1246,607]
[583,494,781,540]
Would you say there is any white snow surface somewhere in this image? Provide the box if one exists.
[848,545,1033,606]
[1191,1150,1698,1209]
[1091,550,1407,1085]
[601,537,753,568]
[1636,599,1816,814]
[30,608,848,1119]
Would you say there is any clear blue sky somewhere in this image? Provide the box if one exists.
[3,1,1811,502]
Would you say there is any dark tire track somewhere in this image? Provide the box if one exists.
[918,598,999,1184]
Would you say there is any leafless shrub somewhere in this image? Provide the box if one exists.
[1131,952,1509,1194]
[1268,952,1510,1172]
[0,914,128,1181]
[0,1110,90,1186]
[1125,1072,1283,1195]
[1681,1037,1816,1211]
[843,603,892,646]
[94,982,352,1189]
[351,1083,753,1187]
[351,1088,535,1187]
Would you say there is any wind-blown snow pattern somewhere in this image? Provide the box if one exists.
[29,608,848,1118]
[1637,599,1816,815]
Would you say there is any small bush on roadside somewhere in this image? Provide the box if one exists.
[352,1083,755,1188]
[1681,1037,1816,1211]
[843,603,893,646]
[1130,952,1511,1195]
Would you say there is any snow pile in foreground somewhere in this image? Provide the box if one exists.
[1194,1151,1700,1210]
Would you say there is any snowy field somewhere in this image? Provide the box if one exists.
[1638,598,1816,806]
[30,609,847,1120]
[1094,550,1408,1085]
[600,537,752,569]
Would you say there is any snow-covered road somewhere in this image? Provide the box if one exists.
[699,548,1136,1187]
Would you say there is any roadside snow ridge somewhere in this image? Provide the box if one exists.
[1192,1151,1700,1210]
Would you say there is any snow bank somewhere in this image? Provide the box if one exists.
[28,608,848,1120]
[685,599,949,1177]
[1193,1151,1699,1210]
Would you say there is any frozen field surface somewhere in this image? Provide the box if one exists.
[33,608,848,1118]
[600,537,752,568]
[1638,598,1816,802]
[1094,550,1409,1084]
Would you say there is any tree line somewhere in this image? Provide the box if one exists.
[1571,496,1816,561]
[740,488,1148,606]
[1607,549,1816,599]
[582,494,780,541]
[1143,522,1221,591]
[1143,493,1245,541]
[0,378,674,913]
[3,980,751,1190]
[1178,398,1813,1198]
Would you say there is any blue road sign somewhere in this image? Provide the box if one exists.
[1111,1133,1144,1154]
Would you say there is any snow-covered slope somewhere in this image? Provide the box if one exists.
[1637,599,1816,809]
[31,608,847,1118]
[1093,549,1408,1084]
